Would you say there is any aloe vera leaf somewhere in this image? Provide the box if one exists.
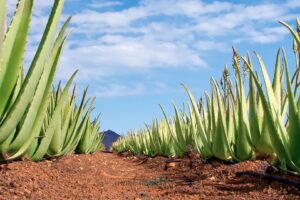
[7,18,71,155]
[0,0,65,144]
[0,0,6,55]
[0,0,32,116]
[182,84,213,157]
[31,71,77,161]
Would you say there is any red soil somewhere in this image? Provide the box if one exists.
[0,152,299,199]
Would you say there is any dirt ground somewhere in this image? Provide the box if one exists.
[0,152,299,200]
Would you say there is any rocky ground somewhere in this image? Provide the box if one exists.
[0,151,299,199]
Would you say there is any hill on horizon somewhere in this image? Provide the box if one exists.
[102,130,120,151]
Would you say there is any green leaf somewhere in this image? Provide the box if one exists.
[0,0,33,116]
[31,71,77,161]
[0,0,65,143]
[6,18,71,158]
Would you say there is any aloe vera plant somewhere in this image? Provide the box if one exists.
[0,0,103,161]
[242,36,300,173]
[47,85,93,157]
[113,118,177,157]
[0,0,68,159]
[112,19,300,174]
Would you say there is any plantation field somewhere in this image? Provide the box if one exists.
[0,152,299,199]
[1,0,300,199]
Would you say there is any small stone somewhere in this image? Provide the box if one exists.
[9,182,17,188]
[166,162,176,168]
[139,192,146,197]
[24,188,31,194]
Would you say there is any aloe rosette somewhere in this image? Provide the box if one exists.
[112,19,300,174]
[0,0,103,161]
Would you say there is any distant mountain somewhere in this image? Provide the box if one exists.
[102,130,120,151]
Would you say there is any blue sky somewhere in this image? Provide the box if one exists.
[7,0,300,134]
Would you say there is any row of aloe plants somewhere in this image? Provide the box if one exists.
[0,0,103,161]
[112,19,300,174]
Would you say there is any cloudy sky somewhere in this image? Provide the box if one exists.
[7,0,300,134]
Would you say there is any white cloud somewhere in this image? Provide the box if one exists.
[93,80,174,97]
[89,1,123,9]
[5,0,300,97]
[193,4,287,36]
[60,0,297,83]
[95,83,146,97]
[232,24,290,44]
[287,0,300,8]
[195,41,229,52]
[57,36,208,80]
[71,6,149,28]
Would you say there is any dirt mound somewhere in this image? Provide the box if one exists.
[0,152,299,199]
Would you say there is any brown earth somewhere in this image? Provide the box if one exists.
[0,152,299,200]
